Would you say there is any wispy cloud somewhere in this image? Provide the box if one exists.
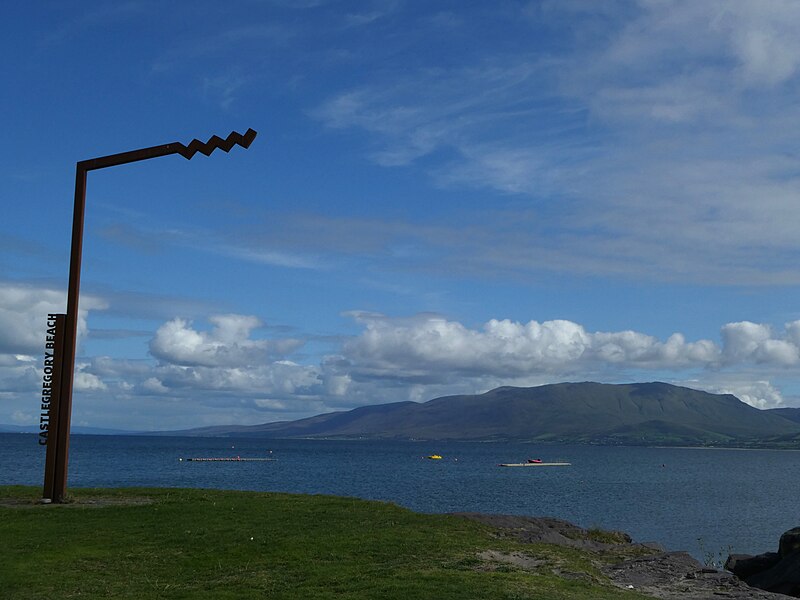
[214,244,323,270]
[343,0,400,28]
[94,218,325,271]
[310,1,800,286]
[149,20,297,109]
[38,2,145,47]
[151,24,296,74]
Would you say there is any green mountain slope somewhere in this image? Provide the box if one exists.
[767,407,800,424]
[171,382,800,446]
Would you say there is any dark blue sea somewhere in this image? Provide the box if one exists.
[3,433,798,561]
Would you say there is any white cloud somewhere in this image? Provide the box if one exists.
[787,321,800,347]
[732,382,786,409]
[722,321,800,366]
[254,398,288,410]
[687,377,787,410]
[335,313,800,400]
[340,312,721,383]
[0,354,35,368]
[136,315,325,404]
[5,302,800,428]
[74,364,108,392]
[717,1,800,87]
[142,377,168,394]
[0,281,107,360]
[0,284,66,355]
[149,360,321,395]
[578,1,800,90]
[149,315,303,367]
[11,410,34,424]
[325,373,351,396]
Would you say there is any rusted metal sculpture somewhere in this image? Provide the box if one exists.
[42,129,257,503]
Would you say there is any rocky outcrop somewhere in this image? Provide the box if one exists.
[452,513,647,551]
[727,527,800,597]
[457,513,790,599]
[605,551,786,599]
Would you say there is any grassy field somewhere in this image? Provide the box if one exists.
[0,486,651,599]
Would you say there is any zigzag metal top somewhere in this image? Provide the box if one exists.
[177,128,258,159]
[78,128,258,171]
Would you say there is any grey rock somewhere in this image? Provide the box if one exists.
[780,529,800,558]
[727,553,782,580]
[607,552,790,599]
[745,548,800,597]
[724,528,800,597]
[607,551,703,587]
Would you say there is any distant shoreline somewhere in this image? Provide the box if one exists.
[654,444,800,452]
[3,429,800,451]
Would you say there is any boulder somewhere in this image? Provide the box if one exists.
[745,548,800,597]
[727,528,800,598]
[725,553,781,580]
[781,528,800,558]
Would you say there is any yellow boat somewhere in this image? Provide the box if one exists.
[427,454,443,460]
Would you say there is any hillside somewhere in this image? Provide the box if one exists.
[168,382,800,447]
[767,407,800,424]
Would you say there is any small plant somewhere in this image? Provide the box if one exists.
[697,537,733,569]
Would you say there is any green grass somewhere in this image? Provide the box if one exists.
[0,486,652,599]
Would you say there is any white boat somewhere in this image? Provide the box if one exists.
[498,461,571,467]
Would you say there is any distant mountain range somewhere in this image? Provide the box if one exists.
[157,382,800,448]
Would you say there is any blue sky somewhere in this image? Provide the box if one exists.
[4,0,800,431]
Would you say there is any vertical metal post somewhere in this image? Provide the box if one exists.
[50,167,87,503]
[42,314,66,500]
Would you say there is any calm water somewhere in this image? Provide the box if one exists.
[3,433,799,560]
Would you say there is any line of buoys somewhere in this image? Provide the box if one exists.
[179,457,278,462]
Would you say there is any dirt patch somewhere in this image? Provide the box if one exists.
[454,512,655,553]
[477,550,545,571]
[0,496,154,509]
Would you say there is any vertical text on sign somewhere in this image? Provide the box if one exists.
[40,313,60,446]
